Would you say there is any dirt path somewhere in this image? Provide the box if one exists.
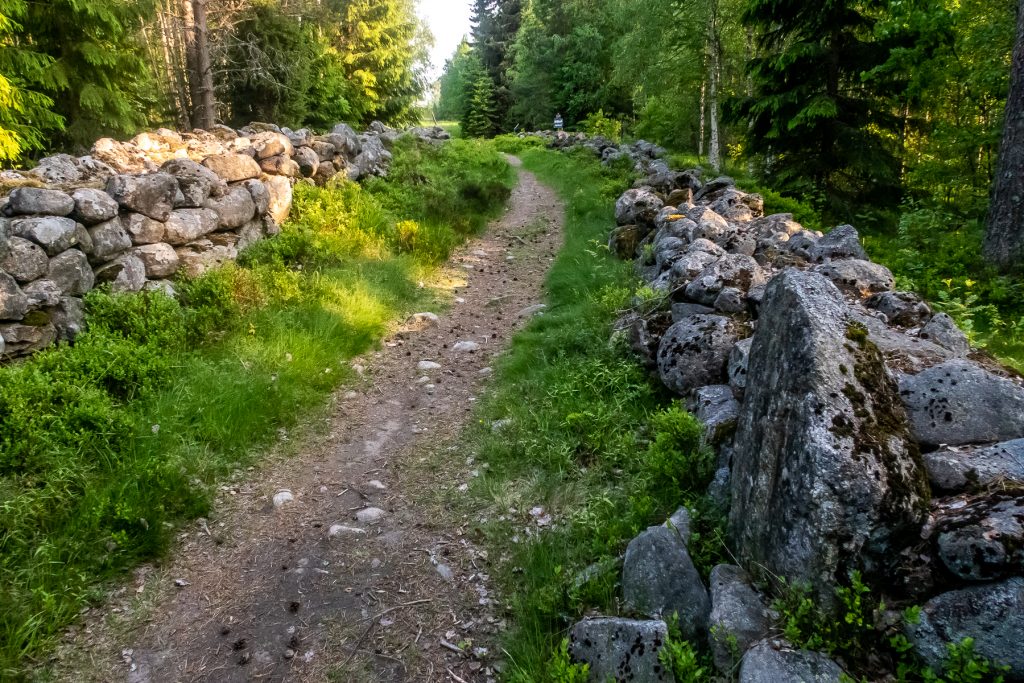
[51,158,564,683]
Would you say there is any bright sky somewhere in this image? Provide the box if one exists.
[417,0,473,81]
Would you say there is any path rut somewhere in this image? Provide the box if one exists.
[53,158,564,683]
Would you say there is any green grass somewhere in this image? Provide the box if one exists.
[456,148,724,682]
[0,137,514,678]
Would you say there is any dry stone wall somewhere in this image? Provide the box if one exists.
[540,133,1024,681]
[0,121,450,358]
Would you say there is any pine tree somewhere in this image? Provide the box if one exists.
[737,0,910,220]
[436,39,475,121]
[0,0,63,161]
[23,0,155,148]
[462,73,498,138]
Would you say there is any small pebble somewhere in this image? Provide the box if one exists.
[272,490,294,508]
[355,507,387,523]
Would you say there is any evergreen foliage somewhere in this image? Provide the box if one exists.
[436,39,475,121]
[734,0,914,220]
[462,71,500,138]
[0,0,63,161]
[21,0,155,150]
[221,0,313,128]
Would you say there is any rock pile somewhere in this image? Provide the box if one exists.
[560,138,1024,680]
[0,122,450,358]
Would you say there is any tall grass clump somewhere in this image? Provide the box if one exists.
[0,136,513,677]
[458,148,724,682]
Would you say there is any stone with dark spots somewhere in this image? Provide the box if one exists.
[689,385,740,446]
[919,313,970,356]
[930,492,1024,581]
[609,224,644,259]
[808,224,868,262]
[569,618,671,683]
[616,189,664,227]
[729,269,930,609]
[657,314,748,396]
[814,259,895,298]
[1,236,48,283]
[49,296,84,340]
[865,290,932,328]
[204,186,257,230]
[924,440,1024,492]
[163,209,219,246]
[898,360,1024,448]
[684,254,766,306]
[728,337,753,398]
[906,577,1024,678]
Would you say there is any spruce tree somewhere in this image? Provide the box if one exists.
[737,0,909,219]
[0,0,63,161]
[23,0,155,148]
[462,73,498,138]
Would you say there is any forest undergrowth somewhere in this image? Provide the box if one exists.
[0,137,514,678]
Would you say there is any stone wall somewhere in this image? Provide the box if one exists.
[0,121,450,358]
[548,134,1024,681]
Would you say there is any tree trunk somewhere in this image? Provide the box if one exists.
[699,81,706,159]
[707,2,722,174]
[984,0,1024,270]
[190,0,216,129]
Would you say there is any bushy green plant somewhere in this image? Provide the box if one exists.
[660,615,712,682]
[580,109,622,142]
[545,639,590,683]
[493,134,547,154]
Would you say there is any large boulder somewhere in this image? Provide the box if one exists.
[0,272,29,320]
[71,188,119,225]
[264,175,292,225]
[7,187,74,216]
[690,385,740,446]
[919,313,970,356]
[161,158,227,208]
[292,146,319,178]
[201,153,262,183]
[808,224,868,262]
[616,189,664,227]
[657,314,748,396]
[94,254,146,293]
[728,269,930,607]
[569,618,670,683]
[683,253,766,306]
[106,173,177,221]
[163,208,219,246]
[49,296,84,340]
[133,243,180,279]
[930,492,1024,581]
[22,279,61,310]
[906,577,1024,679]
[47,249,94,296]
[258,154,300,177]
[123,213,166,245]
[865,291,931,327]
[738,641,844,683]
[924,440,1024,492]
[0,320,56,357]
[204,186,256,230]
[622,525,710,641]
[1,237,48,283]
[87,218,132,262]
[898,360,1024,448]
[251,131,293,160]
[708,565,773,673]
[13,216,79,255]
[813,259,895,298]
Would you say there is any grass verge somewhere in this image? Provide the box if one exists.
[0,136,514,678]
[451,148,724,682]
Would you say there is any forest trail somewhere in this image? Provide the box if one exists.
[52,158,564,683]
